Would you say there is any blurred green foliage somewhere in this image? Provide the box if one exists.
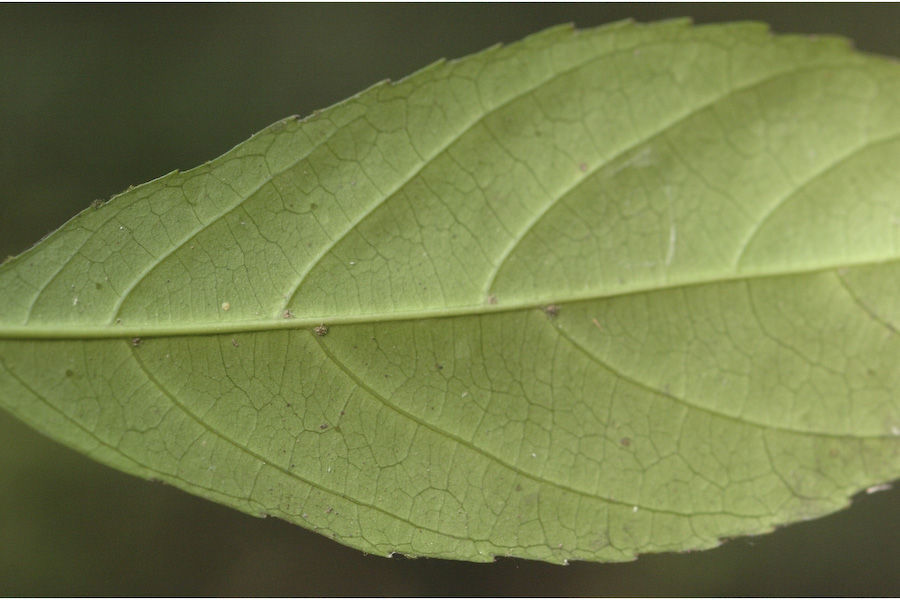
[1,4,898,595]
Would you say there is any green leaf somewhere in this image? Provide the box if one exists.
[1,19,899,564]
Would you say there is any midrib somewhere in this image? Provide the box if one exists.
[1,254,895,340]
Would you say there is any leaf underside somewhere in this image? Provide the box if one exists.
[1,19,899,563]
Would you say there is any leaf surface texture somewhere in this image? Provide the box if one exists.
[1,20,899,562]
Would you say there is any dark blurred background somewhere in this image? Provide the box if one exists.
[1,3,898,596]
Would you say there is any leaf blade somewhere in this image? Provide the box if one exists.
[1,19,899,563]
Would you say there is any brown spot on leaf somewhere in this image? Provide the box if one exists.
[131,337,142,347]
[544,304,560,318]
[620,437,631,447]
[314,324,328,337]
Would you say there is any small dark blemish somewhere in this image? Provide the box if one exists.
[326,507,333,514]
[435,363,443,371]
[544,304,560,318]
[340,410,345,416]
[314,324,328,337]
[65,369,75,378]
[320,423,329,430]
[131,337,142,347]
[90,199,104,210]
[620,437,631,447]
[515,484,522,492]
[95,282,103,290]
[579,162,588,172]
[309,202,318,211]
[487,294,498,305]
[231,338,239,348]
[282,309,294,319]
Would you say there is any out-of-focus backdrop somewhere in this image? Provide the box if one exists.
[1,4,898,595]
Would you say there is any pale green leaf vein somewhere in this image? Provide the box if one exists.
[22,196,140,324]
[311,333,752,518]
[733,131,900,268]
[276,39,650,314]
[106,118,351,322]
[8,255,900,341]
[481,62,863,294]
[548,313,894,439]
[833,270,899,335]
[125,341,485,543]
